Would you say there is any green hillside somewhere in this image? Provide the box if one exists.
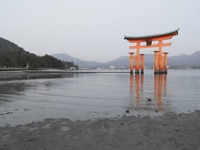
[0,37,78,70]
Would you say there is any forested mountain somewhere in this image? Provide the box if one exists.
[0,37,78,69]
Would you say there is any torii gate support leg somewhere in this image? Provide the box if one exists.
[140,54,145,74]
[154,51,159,74]
[163,52,168,74]
[129,52,134,74]
[135,43,140,74]
[158,41,163,74]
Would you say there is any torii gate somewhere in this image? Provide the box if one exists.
[124,29,179,74]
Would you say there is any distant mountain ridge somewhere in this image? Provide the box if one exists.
[168,51,200,66]
[2,36,199,70]
[52,51,200,69]
[52,53,103,68]
[1,36,200,69]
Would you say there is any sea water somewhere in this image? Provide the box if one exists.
[0,70,200,126]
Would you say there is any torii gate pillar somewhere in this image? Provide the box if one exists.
[163,52,168,74]
[129,52,134,74]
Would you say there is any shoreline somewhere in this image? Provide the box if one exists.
[0,69,130,73]
[1,110,200,150]
[0,69,129,81]
[0,69,129,76]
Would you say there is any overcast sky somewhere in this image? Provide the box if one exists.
[1,0,200,62]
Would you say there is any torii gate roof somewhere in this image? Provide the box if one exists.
[124,29,179,42]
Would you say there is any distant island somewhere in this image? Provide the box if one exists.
[52,51,200,70]
[0,37,78,70]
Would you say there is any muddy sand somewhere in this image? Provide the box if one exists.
[1,111,200,150]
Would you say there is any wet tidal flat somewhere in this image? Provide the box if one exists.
[1,111,200,150]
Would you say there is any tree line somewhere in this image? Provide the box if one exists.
[0,49,79,69]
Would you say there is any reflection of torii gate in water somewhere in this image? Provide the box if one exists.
[129,74,169,111]
[124,29,179,74]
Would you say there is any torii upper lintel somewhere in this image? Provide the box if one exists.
[124,29,179,45]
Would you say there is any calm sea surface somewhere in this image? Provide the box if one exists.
[0,70,200,126]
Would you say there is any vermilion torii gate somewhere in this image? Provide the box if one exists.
[124,29,179,74]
